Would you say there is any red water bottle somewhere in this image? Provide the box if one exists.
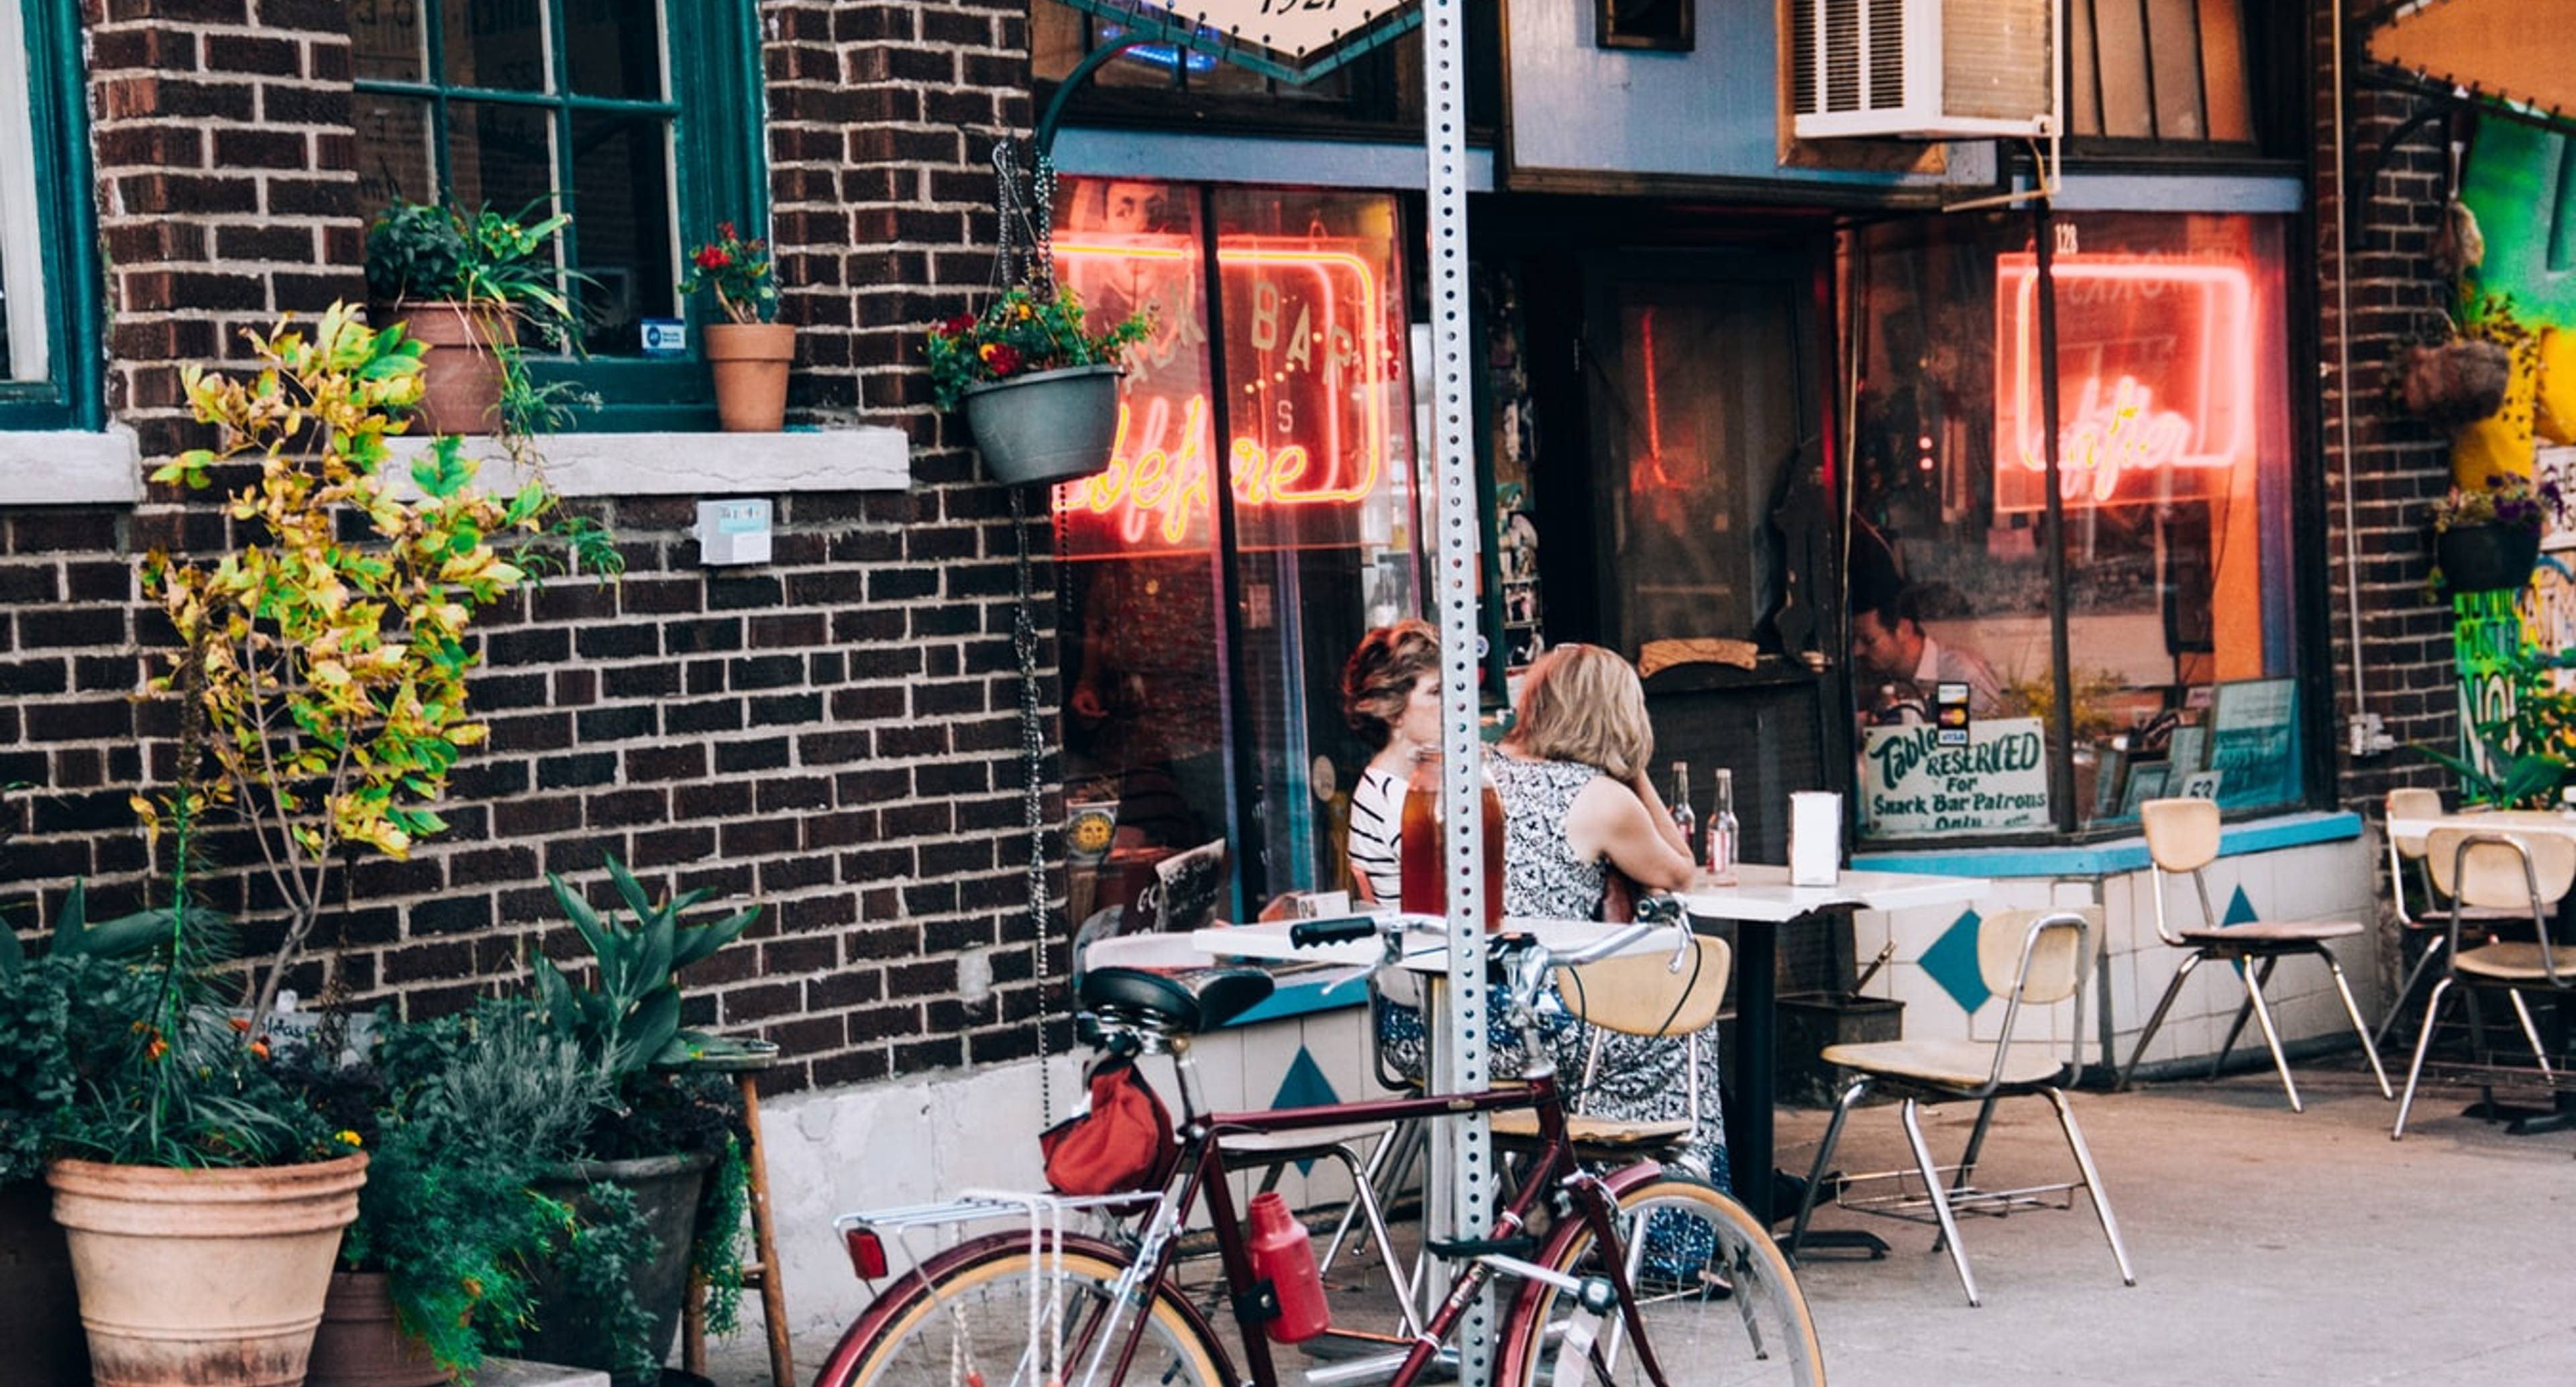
[1246,1192,1329,1343]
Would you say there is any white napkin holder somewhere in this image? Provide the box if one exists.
[1789,791,1841,887]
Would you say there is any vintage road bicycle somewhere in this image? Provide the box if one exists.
[813,903,1823,1387]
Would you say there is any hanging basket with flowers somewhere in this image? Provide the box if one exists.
[2428,471,2569,594]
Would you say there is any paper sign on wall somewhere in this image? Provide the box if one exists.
[1860,717,2053,838]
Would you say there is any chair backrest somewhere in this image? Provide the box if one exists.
[2139,797,2221,945]
[1977,907,2098,1007]
[1555,936,1733,1038]
[2386,786,2442,861]
[2424,828,2576,914]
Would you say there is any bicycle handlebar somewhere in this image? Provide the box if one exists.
[1288,915,1381,948]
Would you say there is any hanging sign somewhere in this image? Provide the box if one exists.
[1054,0,1422,85]
[1859,717,2052,838]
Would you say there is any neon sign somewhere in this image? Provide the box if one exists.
[1051,235,1403,553]
[1994,254,2256,510]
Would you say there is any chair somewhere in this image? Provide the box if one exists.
[2116,797,2392,1111]
[2377,788,2508,1052]
[1487,936,1731,1162]
[2392,828,2576,1139]
[1785,909,2133,1307]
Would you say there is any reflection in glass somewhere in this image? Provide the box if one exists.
[565,0,663,100]
[443,0,550,91]
[354,91,439,215]
[350,0,427,84]
[568,111,675,354]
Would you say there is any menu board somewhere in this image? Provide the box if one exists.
[2206,679,2299,810]
[1860,717,2053,838]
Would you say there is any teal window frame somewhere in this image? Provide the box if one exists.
[352,1,769,432]
[0,0,104,433]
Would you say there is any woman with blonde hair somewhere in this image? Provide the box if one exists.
[1491,643,1729,1192]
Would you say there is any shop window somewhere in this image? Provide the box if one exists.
[0,0,98,431]
[350,0,767,430]
[1051,178,1420,930]
[1849,211,2302,842]
[2066,0,2256,146]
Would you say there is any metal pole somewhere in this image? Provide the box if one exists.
[1423,0,1491,1382]
[2034,197,2078,832]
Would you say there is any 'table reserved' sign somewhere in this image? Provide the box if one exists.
[1860,717,2053,838]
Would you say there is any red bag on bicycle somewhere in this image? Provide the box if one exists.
[1040,1055,1179,1195]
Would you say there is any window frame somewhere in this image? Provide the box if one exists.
[0,0,103,433]
[2058,0,2302,166]
[350,0,769,432]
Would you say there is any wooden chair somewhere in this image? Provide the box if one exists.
[2378,788,2508,1052]
[2393,827,2576,1139]
[1488,936,1731,1162]
[2116,797,2392,1111]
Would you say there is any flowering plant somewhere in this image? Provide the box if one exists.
[923,282,1150,411]
[678,222,780,325]
[2430,472,2573,534]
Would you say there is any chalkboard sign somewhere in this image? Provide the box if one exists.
[1860,717,2053,838]
[2206,679,2299,810]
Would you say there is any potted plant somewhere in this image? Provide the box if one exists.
[680,221,793,432]
[303,1000,612,1387]
[2430,472,2564,594]
[924,280,1150,486]
[364,198,580,435]
[513,855,759,1386]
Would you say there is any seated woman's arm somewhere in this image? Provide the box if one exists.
[1565,776,1700,893]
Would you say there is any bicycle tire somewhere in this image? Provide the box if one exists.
[1499,1173,1824,1387]
[812,1233,1233,1387]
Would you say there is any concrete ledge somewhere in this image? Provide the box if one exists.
[0,427,142,505]
[1856,810,2365,879]
[384,427,910,496]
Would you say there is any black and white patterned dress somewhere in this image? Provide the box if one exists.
[1488,751,1732,1196]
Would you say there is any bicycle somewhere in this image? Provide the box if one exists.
[814,904,1824,1387]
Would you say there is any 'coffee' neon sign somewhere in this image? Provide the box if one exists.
[1994,254,2256,510]
[1051,239,1395,549]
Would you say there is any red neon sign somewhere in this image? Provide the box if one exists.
[1994,254,2256,510]
[1050,236,1404,553]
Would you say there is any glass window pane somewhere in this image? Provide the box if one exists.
[351,0,427,83]
[0,241,15,381]
[568,111,674,354]
[2196,0,2254,142]
[2143,0,2206,140]
[1094,25,1181,89]
[2068,0,2102,137]
[354,92,439,214]
[565,0,663,100]
[443,0,551,91]
[1031,0,1085,82]
[2088,0,2153,139]
[447,99,555,219]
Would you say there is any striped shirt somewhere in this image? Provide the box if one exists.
[1346,765,1405,903]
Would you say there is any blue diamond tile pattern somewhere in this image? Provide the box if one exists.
[1271,1046,1340,1176]
[1919,909,1992,1015]
[2223,885,2259,926]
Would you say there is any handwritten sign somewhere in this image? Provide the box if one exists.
[1860,718,2053,838]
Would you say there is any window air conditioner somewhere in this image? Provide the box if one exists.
[1788,0,2057,141]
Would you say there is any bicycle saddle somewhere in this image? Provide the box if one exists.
[1077,966,1276,1033]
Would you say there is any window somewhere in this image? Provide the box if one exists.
[2065,0,2257,146]
[1848,211,2306,842]
[1050,178,1422,926]
[0,0,101,431]
[350,0,767,429]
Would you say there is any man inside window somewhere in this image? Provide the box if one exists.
[1851,585,2004,722]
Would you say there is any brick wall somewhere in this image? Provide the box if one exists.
[3,0,1068,1096]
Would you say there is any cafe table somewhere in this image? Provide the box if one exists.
[1680,865,1992,1227]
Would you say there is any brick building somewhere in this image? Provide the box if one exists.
[0,0,2534,1343]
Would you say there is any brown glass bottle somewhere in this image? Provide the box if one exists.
[1398,753,1506,933]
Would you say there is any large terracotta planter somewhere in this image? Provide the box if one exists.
[519,1151,714,1387]
[392,300,515,436]
[0,1179,89,1387]
[704,322,796,432]
[48,1152,369,1387]
[959,362,1124,486]
[305,1271,445,1387]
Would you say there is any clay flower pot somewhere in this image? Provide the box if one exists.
[392,300,515,436]
[48,1152,369,1387]
[305,1271,445,1387]
[959,362,1124,486]
[705,321,796,432]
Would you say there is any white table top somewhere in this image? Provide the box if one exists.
[1678,863,1992,923]
[2390,810,2576,842]
[1187,915,1669,971]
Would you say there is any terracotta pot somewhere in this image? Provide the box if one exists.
[393,301,515,436]
[48,1153,369,1387]
[0,1179,90,1387]
[959,362,1124,486]
[519,1152,714,1387]
[704,321,796,432]
[306,1271,445,1387]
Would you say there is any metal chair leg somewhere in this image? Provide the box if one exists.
[2210,956,2276,1080]
[2318,946,2395,1098]
[2506,989,2555,1081]
[1899,1097,1981,1307]
[2045,1087,2136,1288]
[1953,1093,2000,1192]
[2394,976,2457,1140]
[1786,1076,1870,1262]
[2238,954,2302,1112]
[2372,932,2449,1052]
[2118,951,2206,1091]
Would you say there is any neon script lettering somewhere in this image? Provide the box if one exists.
[2013,375,2206,502]
[1062,394,1372,546]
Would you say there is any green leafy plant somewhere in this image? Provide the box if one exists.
[142,303,555,1030]
[0,885,179,1184]
[923,282,1150,410]
[366,197,579,343]
[2430,472,2573,535]
[679,221,781,325]
[2415,683,2576,808]
[534,856,759,1082]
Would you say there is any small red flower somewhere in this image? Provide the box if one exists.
[979,342,1022,375]
[716,221,737,241]
[940,313,977,336]
[694,245,733,271]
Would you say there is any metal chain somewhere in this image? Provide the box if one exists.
[990,137,1057,299]
[1012,484,1057,1125]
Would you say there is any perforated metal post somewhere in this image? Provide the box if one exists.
[1421,0,1493,1381]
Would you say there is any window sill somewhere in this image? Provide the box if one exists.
[382,427,910,497]
[0,428,142,506]
[1851,810,2363,880]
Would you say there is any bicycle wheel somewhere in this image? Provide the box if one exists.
[1502,1174,1823,1387]
[816,1235,1231,1387]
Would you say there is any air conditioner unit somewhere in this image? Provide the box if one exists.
[1788,0,2057,141]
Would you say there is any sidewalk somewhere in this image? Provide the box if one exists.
[701,1058,2576,1386]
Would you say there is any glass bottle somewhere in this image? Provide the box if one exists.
[1668,761,1698,865]
[1705,767,1739,881]
[1399,751,1507,933]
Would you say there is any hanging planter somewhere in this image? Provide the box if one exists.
[959,362,1126,486]
[2435,520,2542,593]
